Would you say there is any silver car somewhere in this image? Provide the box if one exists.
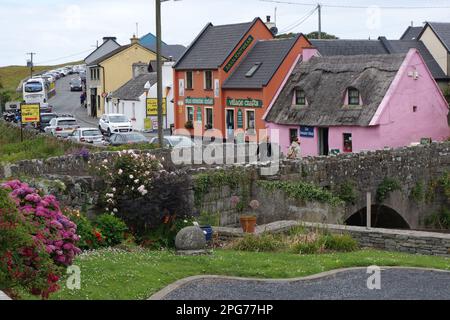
[45,117,79,138]
[68,128,105,145]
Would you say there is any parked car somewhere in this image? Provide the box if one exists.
[45,117,79,138]
[40,104,52,113]
[70,78,83,91]
[150,135,196,148]
[98,114,133,136]
[37,113,58,132]
[108,132,149,146]
[68,128,105,145]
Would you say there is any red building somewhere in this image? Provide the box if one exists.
[173,17,312,141]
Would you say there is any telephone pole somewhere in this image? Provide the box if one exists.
[317,4,322,39]
[156,0,164,147]
[27,52,36,78]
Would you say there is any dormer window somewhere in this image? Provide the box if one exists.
[246,63,262,77]
[295,89,306,106]
[348,88,360,105]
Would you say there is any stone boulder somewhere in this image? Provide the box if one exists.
[175,226,206,251]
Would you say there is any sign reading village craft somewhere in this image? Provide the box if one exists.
[20,103,40,123]
[226,98,263,108]
[185,97,214,105]
[223,35,254,73]
[146,98,167,116]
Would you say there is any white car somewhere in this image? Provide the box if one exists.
[68,128,105,145]
[45,117,80,138]
[99,114,133,136]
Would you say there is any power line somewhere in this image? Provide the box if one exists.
[279,6,318,33]
[259,0,450,9]
[35,48,92,65]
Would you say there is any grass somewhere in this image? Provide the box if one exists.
[19,248,450,300]
[0,61,82,100]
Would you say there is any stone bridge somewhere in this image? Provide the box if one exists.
[1,142,449,229]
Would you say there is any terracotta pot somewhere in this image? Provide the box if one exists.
[240,215,257,233]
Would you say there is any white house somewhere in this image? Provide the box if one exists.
[106,61,175,131]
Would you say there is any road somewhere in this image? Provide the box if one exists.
[161,268,450,300]
[49,76,98,128]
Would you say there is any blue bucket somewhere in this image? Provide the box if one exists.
[201,225,213,241]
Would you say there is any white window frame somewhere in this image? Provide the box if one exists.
[185,71,194,90]
[245,109,256,133]
[186,106,194,122]
[204,107,213,129]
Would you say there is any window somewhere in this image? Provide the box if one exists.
[246,110,255,131]
[186,106,194,122]
[290,128,298,143]
[295,89,306,105]
[205,108,213,129]
[90,68,100,81]
[343,133,352,153]
[348,88,360,105]
[204,71,213,90]
[186,71,193,90]
[413,106,418,113]
[132,103,136,119]
[245,62,262,77]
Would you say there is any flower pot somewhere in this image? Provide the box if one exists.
[201,225,213,241]
[240,216,257,233]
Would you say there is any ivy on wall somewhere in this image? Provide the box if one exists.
[376,178,401,203]
[257,180,344,207]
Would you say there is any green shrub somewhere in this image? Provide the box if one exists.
[291,237,326,254]
[439,171,450,201]
[231,233,284,252]
[63,210,102,250]
[323,234,358,252]
[410,181,425,203]
[95,214,128,247]
[141,216,195,249]
[336,181,358,204]
[376,178,401,203]
[424,207,450,229]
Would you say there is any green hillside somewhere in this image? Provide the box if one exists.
[0,60,83,101]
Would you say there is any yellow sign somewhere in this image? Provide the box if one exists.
[21,104,40,123]
[144,118,153,131]
[146,98,166,116]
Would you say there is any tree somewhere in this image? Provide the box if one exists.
[306,31,339,39]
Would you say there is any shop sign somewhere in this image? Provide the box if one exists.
[223,35,254,73]
[185,97,214,105]
[146,98,167,116]
[300,126,314,138]
[226,98,263,108]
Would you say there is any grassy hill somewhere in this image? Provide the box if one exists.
[0,60,83,101]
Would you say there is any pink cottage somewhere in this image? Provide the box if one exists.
[264,48,449,156]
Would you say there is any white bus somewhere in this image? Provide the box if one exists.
[22,78,50,107]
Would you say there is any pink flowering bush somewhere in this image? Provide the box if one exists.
[0,180,81,298]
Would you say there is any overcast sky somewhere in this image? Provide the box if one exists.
[1,0,450,67]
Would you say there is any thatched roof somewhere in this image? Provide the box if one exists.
[265,53,406,127]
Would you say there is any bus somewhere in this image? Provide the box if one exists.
[22,77,51,107]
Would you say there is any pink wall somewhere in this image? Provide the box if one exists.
[266,49,449,157]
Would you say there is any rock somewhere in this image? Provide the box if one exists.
[175,226,206,251]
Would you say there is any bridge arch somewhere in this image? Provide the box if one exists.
[344,205,410,229]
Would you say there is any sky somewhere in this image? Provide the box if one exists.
[1,0,450,67]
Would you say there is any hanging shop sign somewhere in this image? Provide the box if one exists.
[223,35,254,73]
[226,98,263,108]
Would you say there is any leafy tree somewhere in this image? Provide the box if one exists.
[306,31,339,39]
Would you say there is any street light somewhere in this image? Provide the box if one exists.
[156,0,181,147]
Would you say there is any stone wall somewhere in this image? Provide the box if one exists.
[215,221,450,257]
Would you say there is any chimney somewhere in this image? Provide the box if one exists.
[103,36,117,43]
[264,15,278,36]
[130,34,139,45]
[132,62,149,78]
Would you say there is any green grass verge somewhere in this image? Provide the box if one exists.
[21,248,450,300]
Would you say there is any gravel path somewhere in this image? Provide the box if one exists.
[161,268,450,300]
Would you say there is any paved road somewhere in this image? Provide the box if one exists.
[162,268,450,300]
[49,76,98,128]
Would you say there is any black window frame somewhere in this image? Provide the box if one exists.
[348,88,360,105]
[205,107,213,129]
[186,71,193,90]
[295,89,306,106]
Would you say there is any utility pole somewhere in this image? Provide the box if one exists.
[156,0,164,147]
[27,52,36,78]
[317,4,322,39]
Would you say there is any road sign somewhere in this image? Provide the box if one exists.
[20,103,40,123]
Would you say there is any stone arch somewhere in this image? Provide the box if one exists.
[344,205,411,229]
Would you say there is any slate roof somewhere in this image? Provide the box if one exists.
[312,38,447,79]
[84,38,121,63]
[265,54,406,127]
[110,73,157,101]
[400,26,423,40]
[222,36,299,89]
[423,22,450,52]
[87,43,160,66]
[174,19,258,70]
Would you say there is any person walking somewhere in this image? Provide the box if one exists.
[80,92,86,108]
[287,137,301,159]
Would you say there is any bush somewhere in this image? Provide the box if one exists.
[231,233,285,252]
[1,180,81,299]
[141,215,195,249]
[376,178,401,203]
[425,207,450,229]
[292,239,326,254]
[323,234,358,252]
[95,214,128,247]
[63,209,103,250]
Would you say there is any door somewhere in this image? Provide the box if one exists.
[318,127,329,156]
[226,109,235,139]
[90,88,97,117]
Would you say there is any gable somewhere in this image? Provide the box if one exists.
[100,44,157,67]
[85,40,121,65]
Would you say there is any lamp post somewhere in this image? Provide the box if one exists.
[156,0,181,147]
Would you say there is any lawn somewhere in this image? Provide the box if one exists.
[0,61,82,101]
[22,248,450,300]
